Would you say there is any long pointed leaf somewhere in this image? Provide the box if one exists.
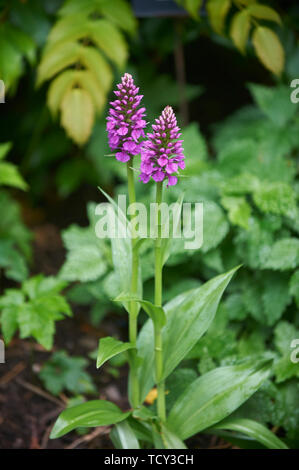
[137,266,240,402]
[210,418,288,449]
[167,358,272,440]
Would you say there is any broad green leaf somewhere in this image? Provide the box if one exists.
[207,0,231,34]
[50,400,130,438]
[110,420,140,449]
[252,26,284,76]
[0,162,28,190]
[221,196,251,229]
[137,266,240,401]
[247,5,281,24]
[97,337,134,369]
[263,238,299,271]
[167,358,272,439]
[211,418,288,449]
[289,270,299,307]
[230,10,251,53]
[61,88,95,145]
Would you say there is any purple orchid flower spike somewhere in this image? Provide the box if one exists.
[106,73,147,162]
[139,106,185,186]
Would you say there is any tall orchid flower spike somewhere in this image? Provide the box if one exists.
[140,105,185,186]
[106,73,147,162]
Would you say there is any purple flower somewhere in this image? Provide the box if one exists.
[107,73,147,162]
[139,106,185,187]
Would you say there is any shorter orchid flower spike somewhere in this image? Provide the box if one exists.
[139,106,185,186]
[106,73,147,163]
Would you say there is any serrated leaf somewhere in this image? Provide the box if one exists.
[59,245,107,282]
[253,182,296,217]
[0,36,22,90]
[50,400,130,438]
[221,196,251,229]
[61,88,95,145]
[248,84,296,127]
[39,350,96,396]
[97,337,134,369]
[207,0,231,34]
[263,238,299,271]
[252,26,284,76]
[167,358,271,439]
[230,10,251,53]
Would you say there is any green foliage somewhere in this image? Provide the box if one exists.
[0,22,36,92]
[0,142,27,190]
[37,0,136,145]
[177,0,285,75]
[39,350,96,395]
[0,190,32,281]
[50,400,130,438]
[0,275,71,349]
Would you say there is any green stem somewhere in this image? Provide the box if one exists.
[127,159,140,408]
[154,181,166,422]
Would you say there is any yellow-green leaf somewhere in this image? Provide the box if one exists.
[248,4,281,24]
[37,41,80,86]
[252,26,284,76]
[79,46,113,93]
[207,0,231,34]
[61,88,95,146]
[47,70,77,117]
[89,19,128,68]
[230,10,251,53]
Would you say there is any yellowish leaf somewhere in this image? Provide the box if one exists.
[230,10,251,53]
[207,0,231,34]
[248,4,281,24]
[61,88,95,146]
[252,26,284,76]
